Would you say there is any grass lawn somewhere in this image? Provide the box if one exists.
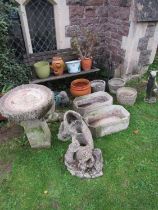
[0,70,158,209]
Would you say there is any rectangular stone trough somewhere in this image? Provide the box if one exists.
[73,91,113,116]
[83,105,130,138]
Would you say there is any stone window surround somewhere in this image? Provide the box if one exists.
[15,0,70,54]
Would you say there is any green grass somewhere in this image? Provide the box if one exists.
[0,76,158,210]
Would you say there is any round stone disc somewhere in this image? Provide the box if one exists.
[0,84,54,122]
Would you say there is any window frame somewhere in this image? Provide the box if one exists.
[15,0,70,54]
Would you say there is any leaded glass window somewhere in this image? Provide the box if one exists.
[26,0,57,53]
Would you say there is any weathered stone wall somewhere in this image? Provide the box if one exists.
[66,0,158,79]
[66,0,132,70]
[122,0,158,79]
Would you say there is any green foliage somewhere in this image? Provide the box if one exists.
[0,0,31,91]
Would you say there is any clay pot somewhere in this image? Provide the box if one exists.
[81,58,92,71]
[70,79,91,97]
[34,61,50,79]
[52,57,65,76]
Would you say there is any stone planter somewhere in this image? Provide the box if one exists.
[91,80,106,92]
[108,78,126,94]
[73,91,113,116]
[117,87,137,106]
[84,105,130,138]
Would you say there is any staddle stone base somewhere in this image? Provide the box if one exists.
[21,120,51,148]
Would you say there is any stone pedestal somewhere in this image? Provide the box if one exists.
[21,120,51,148]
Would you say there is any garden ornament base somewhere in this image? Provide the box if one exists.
[84,105,130,138]
[73,91,113,116]
[58,110,103,179]
[0,84,54,148]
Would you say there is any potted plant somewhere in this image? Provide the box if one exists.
[71,29,97,71]
[0,84,14,121]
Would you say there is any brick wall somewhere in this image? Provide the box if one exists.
[66,0,132,70]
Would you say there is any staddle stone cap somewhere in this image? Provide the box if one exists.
[0,84,54,122]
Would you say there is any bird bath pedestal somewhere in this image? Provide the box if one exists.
[0,84,54,148]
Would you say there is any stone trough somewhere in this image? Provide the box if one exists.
[73,91,113,116]
[84,105,130,138]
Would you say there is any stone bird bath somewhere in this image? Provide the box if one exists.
[0,84,54,148]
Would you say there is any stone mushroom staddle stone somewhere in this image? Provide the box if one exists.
[0,84,54,148]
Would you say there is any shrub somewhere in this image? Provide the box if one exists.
[0,0,31,91]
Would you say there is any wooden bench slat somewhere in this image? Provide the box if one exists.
[30,68,100,84]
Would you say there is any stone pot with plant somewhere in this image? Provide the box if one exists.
[71,29,97,71]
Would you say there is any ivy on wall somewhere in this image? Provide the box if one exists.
[0,0,31,91]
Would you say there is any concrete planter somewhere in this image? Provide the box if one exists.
[73,91,113,116]
[108,78,126,94]
[66,60,81,74]
[91,80,106,92]
[84,105,130,138]
[117,87,137,106]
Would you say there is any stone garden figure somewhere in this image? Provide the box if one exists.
[58,110,103,178]
[145,71,158,103]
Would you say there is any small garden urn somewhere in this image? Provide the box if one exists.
[51,56,65,76]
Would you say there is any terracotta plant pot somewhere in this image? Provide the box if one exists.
[34,61,50,79]
[117,87,137,106]
[81,58,92,71]
[70,79,91,97]
[52,56,65,76]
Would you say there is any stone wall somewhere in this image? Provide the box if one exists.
[122,0,158,79]
[66,0,158,79]
[66,0,132,72]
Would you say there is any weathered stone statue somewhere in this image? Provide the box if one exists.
[145,71,158,103]
[55,91,70,107]
[58,110,103,178]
